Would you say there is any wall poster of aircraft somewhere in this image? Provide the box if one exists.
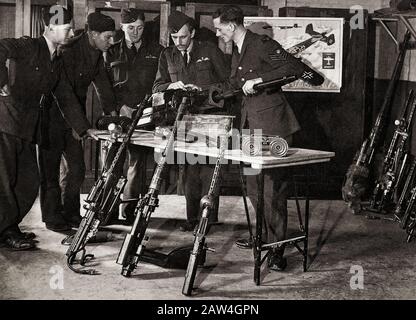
[244,17,344,93]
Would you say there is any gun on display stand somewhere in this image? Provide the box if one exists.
[65,95,151,275]
[342,31,411,214]
[116,90,197,277]
[182,125,231,296]
[181,75,301,295]
[367,89,416,214]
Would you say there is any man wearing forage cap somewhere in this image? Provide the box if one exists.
[38,11,119,232]
[105,8,163,225]
[0,5,98,249]
[153,10,230,232]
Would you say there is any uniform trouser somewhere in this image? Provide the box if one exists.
[183,163,219,224]
[0,133,39,235]
[39,128,85,223]
[122,144,148,218]
[245,135,293,252]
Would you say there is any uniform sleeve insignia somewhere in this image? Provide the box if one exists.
[269,48,288,61]
[145,54,158,59]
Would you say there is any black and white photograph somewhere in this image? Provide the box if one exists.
[0,0,416,308]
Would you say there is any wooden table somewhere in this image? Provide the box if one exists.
[98,130,335,284]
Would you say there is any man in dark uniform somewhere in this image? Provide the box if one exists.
[153,11,230,231]
[213,5,323,270]
[0,6,97,249]
[39,12,118,231]
[105,8,163,224]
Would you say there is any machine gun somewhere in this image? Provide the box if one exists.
[116,91,194,277]
[342,31,411,214]
[400,186,416,242]
[115,76,305,278]
[181,78,300,295]
[208,75,298,105]
[367,89,416,213]
[395,158,416,223]
[65,95,151,275]
[182,123,232,296]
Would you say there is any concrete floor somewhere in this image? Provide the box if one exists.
[0,195,415,300]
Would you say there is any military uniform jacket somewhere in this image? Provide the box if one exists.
[152,40,230,111]
[0,36,91,141]
[106,35,163,109]
[60,32,117,115]
[231,30,305,137]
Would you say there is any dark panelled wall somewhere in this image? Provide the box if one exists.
[279,7,373,199]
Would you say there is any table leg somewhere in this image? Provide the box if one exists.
[239,164,254,244]
[254,170,264,285]
[303,169,310,272]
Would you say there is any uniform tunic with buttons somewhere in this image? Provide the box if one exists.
[105,35,163,218]
[60,32,117,116]
[153,40,229,99]
[153,40,230,224]
[106,34,163,109]
[230,30,305,137]
[39,32,118,224]
[0,36,91,234]
[231,30,309,245]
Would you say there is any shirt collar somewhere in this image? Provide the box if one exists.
[126,39,142,50]
[234,30,247,54]
[43,34,57,59]
[181,40,194,55]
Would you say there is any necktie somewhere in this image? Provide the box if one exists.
[51,50,57,62]
[182,50,188,66]
[131,45,137,55]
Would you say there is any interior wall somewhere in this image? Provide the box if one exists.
[0,4,15,39]
[262,0,389,13]
[261,0,415,82]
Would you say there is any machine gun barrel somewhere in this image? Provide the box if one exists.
[117,93,191,277]
[210,75,298,103]
[360,31,410,166]
[182,129,231,296]
[65,95,151,275]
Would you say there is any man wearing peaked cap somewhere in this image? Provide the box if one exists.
[38,11,118,232]
[213,5,324,272]
[153,11,230,232]
[105,9,163,225]
[0,5,97,249]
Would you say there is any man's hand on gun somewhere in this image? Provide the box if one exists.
[0,84,11,97]
[84,128,108,141]
[167,81,202,92]
[242,77,263,95]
